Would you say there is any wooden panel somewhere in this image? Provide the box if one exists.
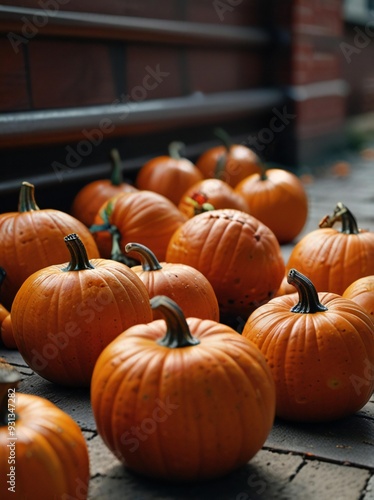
[0,37,29,111]
[184,0,261,25]
[28,39,116,108]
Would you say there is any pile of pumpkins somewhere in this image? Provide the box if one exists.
[0,132,374,498]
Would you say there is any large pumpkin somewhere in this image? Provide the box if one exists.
[0,182,100,310]
[135,142,203,205]
[91,295,275,482]
[234,167,308,244]
[178,178,249,218]
[166,209,285,322]
[0,359,90,500]
[124,242,220,321]
[242,269,374,422]
[71,148,138,227]
[90,190,187,262]
[195,128,261,187]
[343,275,374,325]
[11,233,152,387]
[285,202,374,294]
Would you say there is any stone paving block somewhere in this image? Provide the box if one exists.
[363,474,374,500]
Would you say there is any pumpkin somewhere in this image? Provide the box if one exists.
[91,295,275,482]
[0,359,90,500]
[242,268,374,422]
[178,178,249,218]
[0,268,9,326]
[71,148,138,227]
[286,203,374,295]
[0,182,100,310]
[0,315,15,350]
[135,142,203,205]
[11,233,152,387]
[166,209,285,322]
[234,167,308,244]
[124,242,220,321]
[343,275,374,325]
[195,128,261,187]
[90,190,187,262]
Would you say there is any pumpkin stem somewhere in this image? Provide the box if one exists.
[0,359,21,426]
[62,233,95,271]
[124,242,162,271]
[111,231,139,267]
[214,127,232,152]
[287,269,328,313]
[168,141,185,160]
[319,202,359,234]
[18,182,40,212]
[151,296,201,348]
[109,148,124,186]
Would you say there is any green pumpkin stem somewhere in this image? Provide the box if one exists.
[124,242,162,271]
[62,234,95,272]
[214,127,232,152]
[151,296,201,348]
[319,202,359,235]
[18,182,40,212]
[0,359,21,426]
[168,141,185,160]
[287,269,328,313]
[110,231,138,267]
[109,149,124,186]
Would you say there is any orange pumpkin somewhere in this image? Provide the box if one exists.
[0,182,100,310]
[343,275,374,325]
[124,242,219,321]
[0,315,15,350]
[286,203,374,295]
[91,190,187,262]
[136,142,203,205]
[166,208,285,322]
[11,233,152,387]
[242,269,374,422]
[91,295,275,482]
[234,167,308,244]
[71,148,138,227]
[0,360,90,500]
[178,178,249,218]
[0,268,9,326]
[195,128,261,187]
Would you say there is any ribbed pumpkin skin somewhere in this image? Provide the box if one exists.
[196,145,261,187]
[136,156,203,205]
[178,178,249,218]
[11,259,153,386]
[234,169,308,244]
[286,228,374,295]
[166,209,285,319]
[343,275,374,325]
[92,191,187,260]
[91,318,275,481]
[0,210,100,310]
[242,292,374,422]
[71,179,138,227]
[0,393,89,500]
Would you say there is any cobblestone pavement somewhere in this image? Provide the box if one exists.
[1,146,374,500]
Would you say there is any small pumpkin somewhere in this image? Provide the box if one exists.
[90,190,187,262]
[71,148,138,227]
[166,209,285,322]
[0,182,100,310]
[286,202,374,295]
[11,233,152,387]
[242,269,374,422]
[124,242,220,321]
[91,295,275,482]
[234,167,308,244]
[195,128,261,187]
[0,359,90,499]
[135,142,203,205]
[343,275,374,325]
[178,178,249,218]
